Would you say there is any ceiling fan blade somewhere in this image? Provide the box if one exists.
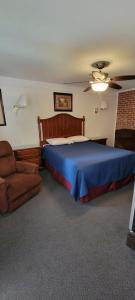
[111,75,135,81]
[108,81,122,90]
[83,86,91,92]
[64,81,89,84]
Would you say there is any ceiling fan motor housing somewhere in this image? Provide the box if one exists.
[91,71,109,82]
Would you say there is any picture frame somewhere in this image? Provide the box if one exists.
[0,89,6,126]
[54,92,72,112]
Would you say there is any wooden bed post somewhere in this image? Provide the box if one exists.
[83,116,85,136]
[37,116,42,147]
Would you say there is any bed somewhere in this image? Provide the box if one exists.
[38,113,135,203]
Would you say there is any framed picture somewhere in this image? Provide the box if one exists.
[54,92,72,112]
[0,89,6,126]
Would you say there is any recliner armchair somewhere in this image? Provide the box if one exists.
[0,141,42,213]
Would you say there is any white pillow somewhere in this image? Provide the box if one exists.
[68,135,89,143]
[46,137,72,145]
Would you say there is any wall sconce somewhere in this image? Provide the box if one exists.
[94,100,108,114]
[13,95,27,113]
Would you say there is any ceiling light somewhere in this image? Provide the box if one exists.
[91,82,109,92]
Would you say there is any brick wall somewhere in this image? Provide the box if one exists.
[116,90,135,129]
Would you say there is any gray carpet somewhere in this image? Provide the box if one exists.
[0,170,135,300]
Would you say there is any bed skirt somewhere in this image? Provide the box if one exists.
[45,162,134,203]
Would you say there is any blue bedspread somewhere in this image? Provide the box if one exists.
[42,141,135,200]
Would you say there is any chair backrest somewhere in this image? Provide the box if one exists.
[0,141,16,177]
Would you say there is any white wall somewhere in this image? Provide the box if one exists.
[0,76,118,148]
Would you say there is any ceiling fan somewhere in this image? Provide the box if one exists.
[64,61,135,92]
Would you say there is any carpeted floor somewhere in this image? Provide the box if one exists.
[0,170,135,300]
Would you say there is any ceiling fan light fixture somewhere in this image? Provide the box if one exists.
[91,82,109,92]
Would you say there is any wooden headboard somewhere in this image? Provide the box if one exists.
[38,113,85,147]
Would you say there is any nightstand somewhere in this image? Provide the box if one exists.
[14,146,42,168]
[90,137,107,145]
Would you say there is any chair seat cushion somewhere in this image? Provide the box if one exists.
[7,173,41,202]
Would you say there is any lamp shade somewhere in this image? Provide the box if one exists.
[18,95,27,108]
[13,95,27,113]
[100,100,108,110]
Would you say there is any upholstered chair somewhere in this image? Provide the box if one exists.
[0,141,42,213]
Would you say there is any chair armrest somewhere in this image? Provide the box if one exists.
[16,161,39,174]
[0,177,8,213]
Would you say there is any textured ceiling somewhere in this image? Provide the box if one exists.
[0,0,135,89]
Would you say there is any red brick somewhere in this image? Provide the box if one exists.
[116,90,135,129]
